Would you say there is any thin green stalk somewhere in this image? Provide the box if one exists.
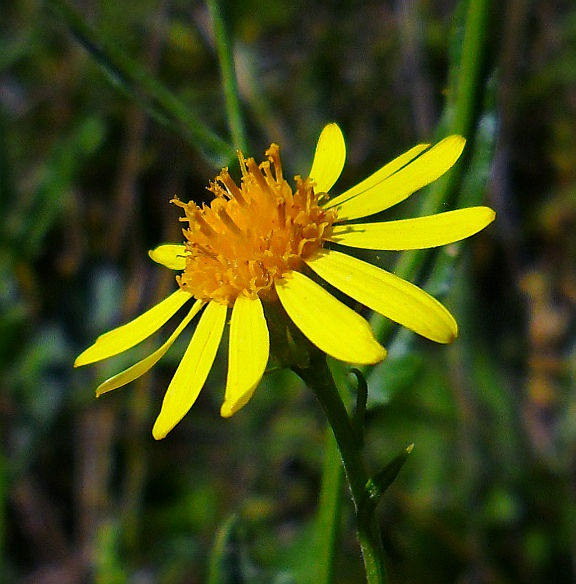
[295,355,387,584]
[47,0,235,167]
[421,0,492,214]
[451,0,492,138]
[414,0,492,218]
[313,429,343,584]
[207,0,247,152]
[369,0,492,343]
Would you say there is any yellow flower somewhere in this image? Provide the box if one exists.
[75,123,495,439]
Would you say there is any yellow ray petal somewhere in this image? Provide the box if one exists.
[148,244,187,270]
[95,300,204,396]
[221,295,269,418]
[75,289,192,367]
[152,300,227,440]
[324,143,429,209]
[276,271,386,365]
[308,123,346,193]
[330,207,496,250]
[333,136,465,221]
[306,250,457,343]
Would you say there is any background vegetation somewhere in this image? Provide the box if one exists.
[1,0,575,582]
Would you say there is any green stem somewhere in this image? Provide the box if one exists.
[369,0,491,343]
[313,429,343,584]
[451,0,492,138]
[295,355,387,584]
[207,0,247,152]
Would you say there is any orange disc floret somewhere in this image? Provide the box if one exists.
[175,143,337,305]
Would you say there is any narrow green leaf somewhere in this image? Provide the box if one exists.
[312,430,343,584]
[350,368,368,447]
[359,445,414,521]
[207,515,244,584]
[46,0,235,167]
[367,330,424,407]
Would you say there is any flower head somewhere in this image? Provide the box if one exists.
[75,124,495,439]
[173,144,336,304]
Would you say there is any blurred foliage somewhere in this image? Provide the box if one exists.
[1,0,575,582]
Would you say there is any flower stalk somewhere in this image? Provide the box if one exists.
[206,0,247,152]
[295,352,388,584]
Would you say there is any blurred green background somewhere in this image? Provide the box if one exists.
[1,0,575,582]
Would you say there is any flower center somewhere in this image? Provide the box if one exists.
[174,144,337,305]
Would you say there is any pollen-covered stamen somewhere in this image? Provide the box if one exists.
[237,151,249,177]
[177,199,217,239]
[195,243,219,259]
[277,198,286,229]
[173,143,338,305]
[216,206,243,237]
[246,158,276,202]
[219,169,247,206]
[266,145,284,181]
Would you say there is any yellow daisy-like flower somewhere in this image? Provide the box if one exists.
[75,123,495,439]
